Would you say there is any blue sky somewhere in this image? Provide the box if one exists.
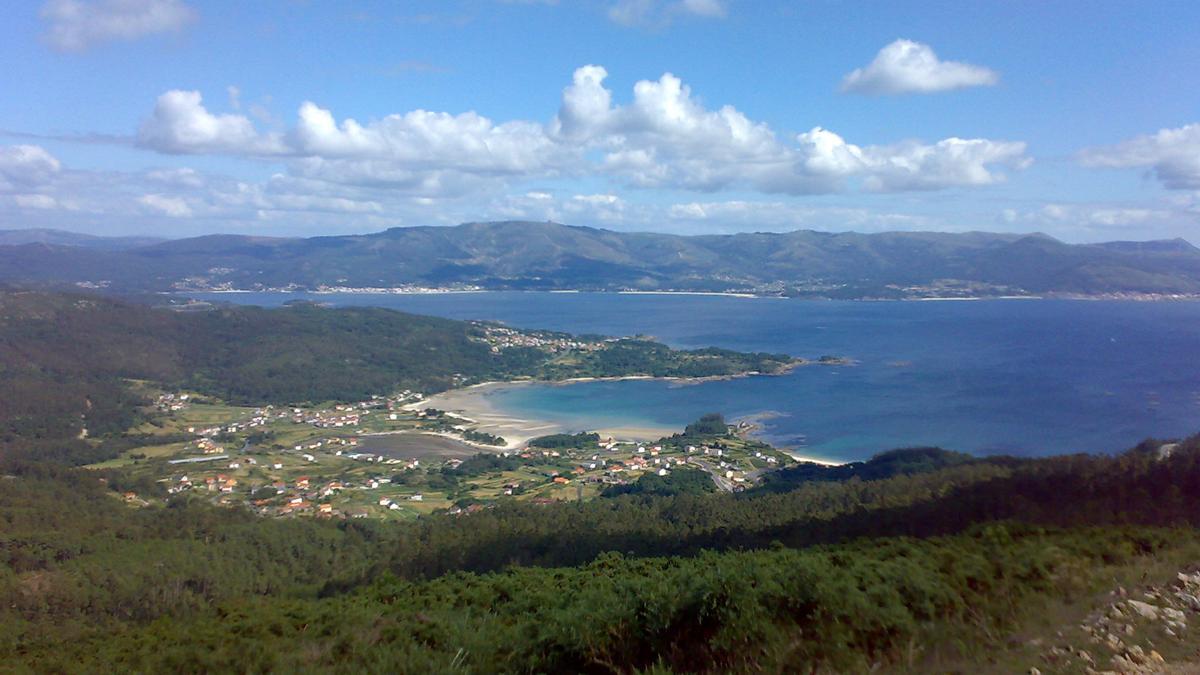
[1,0,1198,242]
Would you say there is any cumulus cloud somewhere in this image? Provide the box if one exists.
[841,40,998,95]
[289,102,562,174]
[41,0,196,52]
[607,0,726,27]
[858,137,1030,191]
[137,90,284,155]
[0,144,62,190]
[555,66,790,191]
[1079,123,1200,190]
[130,66,1028,200]
[553,66,1027,193]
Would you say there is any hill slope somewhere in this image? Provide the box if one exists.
[0,290,796,464]
[1,222,1198,297]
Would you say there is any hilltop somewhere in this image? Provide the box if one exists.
[0,222,1198,297]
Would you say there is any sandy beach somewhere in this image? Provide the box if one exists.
[411,380,679,450]
[413,379,845,465]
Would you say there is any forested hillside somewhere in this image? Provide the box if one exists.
[3,434,1200,671]
[2,288,1199,672]
[1,221,1199,296]
[0,290,796,465]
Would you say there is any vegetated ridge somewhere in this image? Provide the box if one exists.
[1,221,1198,297]
[0,290,797,465]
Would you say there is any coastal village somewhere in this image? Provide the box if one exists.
[104,384,797,520]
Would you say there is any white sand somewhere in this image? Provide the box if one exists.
[414,380,846,465]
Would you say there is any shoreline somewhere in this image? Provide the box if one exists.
[414,378,845,465]
[177,289,1200,302]
[407,380,680,450]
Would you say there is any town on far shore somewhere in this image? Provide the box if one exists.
[100,383,798,520]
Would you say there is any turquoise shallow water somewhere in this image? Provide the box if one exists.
[191,292,1200,462]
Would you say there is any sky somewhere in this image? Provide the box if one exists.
[0,0,1198,243]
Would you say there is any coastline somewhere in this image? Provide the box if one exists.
[408,380,680,450]
[414,378,846,465]
[179,289,1200,302]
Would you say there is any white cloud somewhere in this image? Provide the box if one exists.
[661,200,933,232]
[554,67,1027,193]
[138,193,193,217]
[137,90,284,155]
[146,166,205,188]
[841,40,999,95]
[13,194,60,210]
[0,144,62,190]
[41,0,196,52]
[607,0,726,27]
[289,102,562,174]
[676,0,725,18]
[1079,123,1200,190]
[996,200,1200,241]
[131,66,1028,200]
[858,137,1030,191]
[555,67,797,191]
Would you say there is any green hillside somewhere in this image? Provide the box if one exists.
[1,221,1198,296]
[0,290,796,465]
[3,432,1200,671]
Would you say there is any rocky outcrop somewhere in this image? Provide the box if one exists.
[1033,567,1200,674]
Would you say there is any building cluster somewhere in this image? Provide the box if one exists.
[472,324,607,354]
[155,392,191,412]
[286,392,424,429]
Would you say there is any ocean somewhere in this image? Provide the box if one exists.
[190,292,1200,463]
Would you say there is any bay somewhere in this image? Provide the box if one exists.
[189,292,1200,463]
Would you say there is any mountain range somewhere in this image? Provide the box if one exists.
[1,221,1198,298]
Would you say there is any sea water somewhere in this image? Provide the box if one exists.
[191,292,1200,462]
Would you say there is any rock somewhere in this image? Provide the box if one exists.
[1105,632,1124,651]
[1174,591,1200,611]
[1029,668,1041,675]
[1111,653,1136,672]
[1126,645,1147,664]
[1149,650,1165,664]
[1162,606,1187,622]
[1127,600,1160,620]
[1078,648,1095,665]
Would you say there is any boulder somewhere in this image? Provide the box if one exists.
[1126,600,1160,620]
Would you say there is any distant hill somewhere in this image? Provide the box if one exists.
[1,221,1198,297]
[0,228,165,250]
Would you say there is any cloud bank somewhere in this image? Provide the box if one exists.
[40,0,196,52]
[607,0,726,26]
[134,65,1029,199]
[1079,123,1200,190]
